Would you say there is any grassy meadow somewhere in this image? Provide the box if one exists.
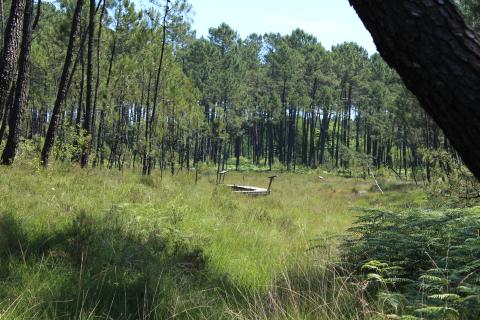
[0,162,426,319]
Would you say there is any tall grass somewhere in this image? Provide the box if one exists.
[0,161,424,319]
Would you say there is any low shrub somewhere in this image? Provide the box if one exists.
[342,207,480,319]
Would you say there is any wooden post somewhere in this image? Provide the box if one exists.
[267,175,277,193]
[218,170,228,184]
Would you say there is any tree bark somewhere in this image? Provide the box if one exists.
[80,0,95,168]
[0,0,4,49]
[41,0,84,167]
[72,42,84,162]
[349,0,480,179]
[0,0,25,128]
[91,0,105,159]
[0,82,15,144]
[1,0,33,165]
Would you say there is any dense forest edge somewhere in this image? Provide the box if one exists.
[0,0,479,319]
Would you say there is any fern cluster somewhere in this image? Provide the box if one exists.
[342,207,480,319]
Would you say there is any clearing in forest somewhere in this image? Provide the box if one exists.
[0,164,424,319]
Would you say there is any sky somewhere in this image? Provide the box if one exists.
[187,0,377,55]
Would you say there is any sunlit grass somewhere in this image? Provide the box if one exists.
[0,161,424,319]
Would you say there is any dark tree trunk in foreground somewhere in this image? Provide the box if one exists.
[349,0,480,179]
[0,0,25,127]
[1,0,33,165]
[41,0,84,167]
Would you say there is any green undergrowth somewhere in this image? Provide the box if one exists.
[343,207,480,319]
[0,161,432,319]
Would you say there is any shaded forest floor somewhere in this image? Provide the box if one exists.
[0,163,426,319]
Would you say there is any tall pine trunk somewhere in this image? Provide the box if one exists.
[0,0,25,128]
[144,0,169,175]
[81,0,95,167]
[1,0,33,165]
[41,0,84,167]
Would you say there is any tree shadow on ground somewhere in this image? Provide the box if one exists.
[0,210,364,319]
[0,210,254,319]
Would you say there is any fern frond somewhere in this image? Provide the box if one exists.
[428,293,461,301]
[414,306,459,316]
[419,275,448,285]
